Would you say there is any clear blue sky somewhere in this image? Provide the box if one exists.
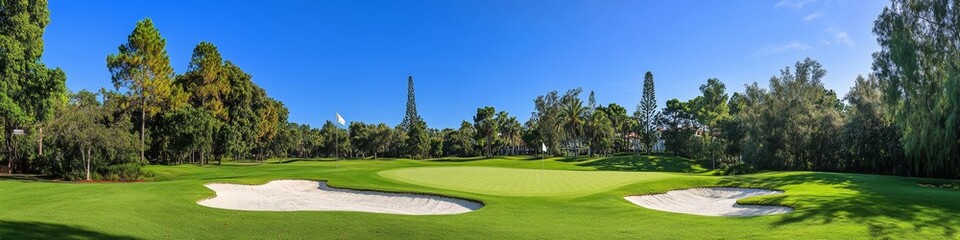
[43,0,889,129]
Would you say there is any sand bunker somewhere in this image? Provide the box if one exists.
[198,180,482,215]
[625,187,793,217]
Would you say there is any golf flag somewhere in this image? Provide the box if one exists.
[336,112,346,126]
[541,143,547,152]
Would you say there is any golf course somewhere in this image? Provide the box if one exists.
[1,155,958,239]
[3,0,960,239]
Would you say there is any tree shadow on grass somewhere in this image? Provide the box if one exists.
[277,158,398,164]
[276,158,332,164]
[555,156,594,163]
[717,173,960,239]
[428,156,493,162]
[575,155,706,173]
[0,174,57,182]
[515,156,551,161]
[0,221,139,240]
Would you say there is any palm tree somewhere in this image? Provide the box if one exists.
[560,94,586,156]
[500,116,522,155]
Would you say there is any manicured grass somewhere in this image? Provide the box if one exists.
[571,154,710,173]
[0,155,958,239]
[379,166,674,196]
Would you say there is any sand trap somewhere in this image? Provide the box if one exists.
[198,180,482,215]
[625,187,793,217]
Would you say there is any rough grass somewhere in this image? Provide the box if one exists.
[0,155,958,239]
[919,181,960,191]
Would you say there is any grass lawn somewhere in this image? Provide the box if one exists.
[0,155,958,239]
[379,166,676,196]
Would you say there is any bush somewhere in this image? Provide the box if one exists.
[101,163,149,181]
[719,163,759,176]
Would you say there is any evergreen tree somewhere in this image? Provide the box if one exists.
[160,106,218,165]
[218,62,258,160]
[873,0,960,177]
[533,91,562,155]
[399,76,421,130]
[42,90,139,180]
[842,75,904,175]
[447,120,476,156]
[636,71,659,154]
[107,18,186,163]
[370,123,394,159]
[349,122,373,158]
[180,41,229,120]
[319,121,348,157]
[429,128,444,158]
[0,0,67,173]
[693,78,730,169]
[406,119,430,159]
[398,75,429,158]
[659,99,698,158]
[739,58,844,171]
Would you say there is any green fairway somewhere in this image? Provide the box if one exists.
[1,156,959,239]
[379,166,674,196]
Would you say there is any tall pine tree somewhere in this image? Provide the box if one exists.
[181,41,229,120]
[107,18,186,163]
[399,76,421,130]
[399,76,429,159]
[636,71,659,154]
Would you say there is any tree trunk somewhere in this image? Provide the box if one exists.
[87,147,92,180]
[83,146,91,181]
[140,98,146,164]
[6,126,13,174]
[38,127,43,157]
[79,147,85,179]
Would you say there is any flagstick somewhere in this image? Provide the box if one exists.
[540,143,546,171]
[334,112,345,172]
[538,149,543,192]
[336,131,339,172]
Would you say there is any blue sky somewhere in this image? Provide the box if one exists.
[43,0,889,129]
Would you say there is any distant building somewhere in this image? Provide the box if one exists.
[627,131,665,153]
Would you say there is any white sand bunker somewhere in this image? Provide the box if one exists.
[198,180,482,215]
[625,187,793,217]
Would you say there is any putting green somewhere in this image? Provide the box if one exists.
[378,166,673,196]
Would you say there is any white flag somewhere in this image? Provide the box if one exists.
[541,143,547,152]
[336,112,346,126]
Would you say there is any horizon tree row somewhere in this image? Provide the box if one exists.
[2,0,957,180]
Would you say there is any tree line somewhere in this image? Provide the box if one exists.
[0,6,299,180]
[651,0,959,178]
[1,0,957,180]
[239,0,960,179]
